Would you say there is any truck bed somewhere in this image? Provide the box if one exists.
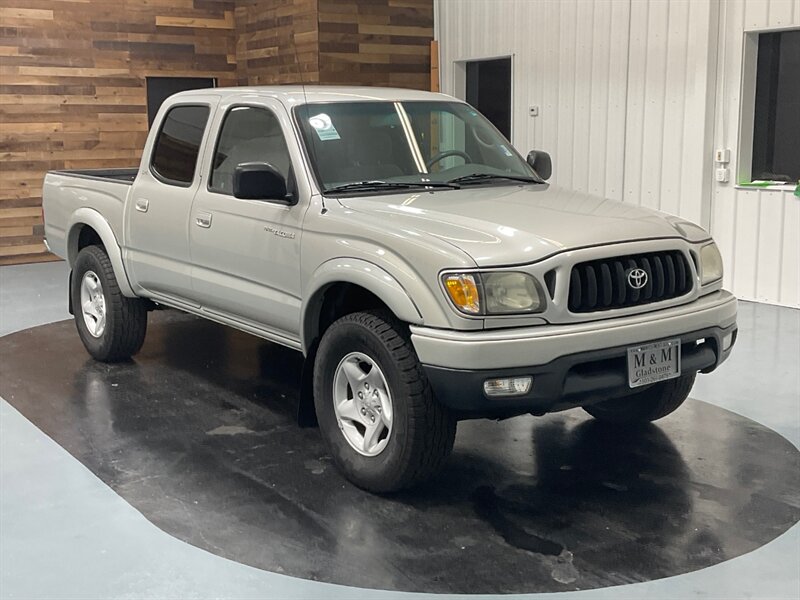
[49,168,138,184]
[42,169,137,261]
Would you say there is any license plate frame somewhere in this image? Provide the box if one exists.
[626,338,681,388]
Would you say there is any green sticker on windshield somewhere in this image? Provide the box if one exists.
[499,144,513,157]
[309,113,341,141]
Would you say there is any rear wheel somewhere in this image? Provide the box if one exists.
[583,372,696,424]
[313,309,456,493]
[71,245,148,362]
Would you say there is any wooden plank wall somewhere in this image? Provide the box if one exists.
[0,0,433,265]
[236,0,435,88]
[0,0,237,265]
[235,0,319,85]
[317,0,433,89]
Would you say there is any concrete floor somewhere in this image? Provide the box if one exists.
[1,261,798,599]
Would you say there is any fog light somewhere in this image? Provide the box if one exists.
[483,376,533,397]
[722,332,734,351]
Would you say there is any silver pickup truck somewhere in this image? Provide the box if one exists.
[43,86,737,492]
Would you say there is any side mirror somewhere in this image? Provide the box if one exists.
[233,162,288,201]
[527,150,552,181]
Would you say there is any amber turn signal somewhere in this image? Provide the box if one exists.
[443,273,481,314]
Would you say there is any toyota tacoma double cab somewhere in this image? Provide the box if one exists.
[42,86,737,492]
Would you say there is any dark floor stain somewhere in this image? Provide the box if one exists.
[472,485,564,556]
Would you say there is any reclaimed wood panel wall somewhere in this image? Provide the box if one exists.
[0,0,237,265]
[235,0,434,88]
[235,0,319,85]
[318,0,433,89]
[0,0,433,265]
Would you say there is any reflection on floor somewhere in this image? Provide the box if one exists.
[1,310,798,594]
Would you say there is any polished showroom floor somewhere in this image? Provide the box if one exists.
[1,261,798,599]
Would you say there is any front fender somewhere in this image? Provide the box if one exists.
[66,208,135,297]
[301,258,423,353]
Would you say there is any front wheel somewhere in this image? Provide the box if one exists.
[583,372,696,424]
[71,245,148,362]
[313,310,456,493]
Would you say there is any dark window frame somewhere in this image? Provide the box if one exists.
[465,56,513,142]
[145,76,216,129]
[149,103,211,188]
[750,29,800,183]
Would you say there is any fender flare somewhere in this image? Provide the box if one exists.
[301,258,423,354]
[66,208,135,297]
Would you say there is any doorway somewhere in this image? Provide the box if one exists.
[465,57,512,140]
[145,77,216,128]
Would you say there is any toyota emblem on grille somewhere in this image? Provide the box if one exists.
[627,268,648,289]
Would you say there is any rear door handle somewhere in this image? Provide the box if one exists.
[195,212,212,228]
[135,198,149,213]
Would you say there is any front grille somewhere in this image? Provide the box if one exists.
[568,250,693,313]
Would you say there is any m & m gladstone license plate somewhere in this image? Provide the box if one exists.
[627,338,681,388]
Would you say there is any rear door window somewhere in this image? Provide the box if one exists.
[151,105,210,186]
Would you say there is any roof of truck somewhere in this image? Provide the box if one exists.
[170,85,458,106]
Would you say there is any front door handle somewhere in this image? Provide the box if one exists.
[135,198,149,213]
[195,212,212,228]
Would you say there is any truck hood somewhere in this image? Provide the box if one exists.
[337,185,692,267]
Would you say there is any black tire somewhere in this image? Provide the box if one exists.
[583,372,696,424]
[71,245,147,362]
[313,309,456,493]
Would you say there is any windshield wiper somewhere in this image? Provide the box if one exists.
[324,180,459,194]
[447,173,540,186]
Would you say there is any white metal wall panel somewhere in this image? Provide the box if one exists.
[436,0,799,306]
[437,0,717,219]
[712,0,800,306]
[604,0,632,202]
[622,0,718,227]
[437,0,631,201]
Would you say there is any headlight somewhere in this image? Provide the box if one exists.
[483,272,545,313]
[699,243,723,285]
[442,272,545,315]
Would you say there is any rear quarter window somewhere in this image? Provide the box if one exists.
[150,105,210,186]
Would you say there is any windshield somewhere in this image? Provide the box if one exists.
[295,101,539,194]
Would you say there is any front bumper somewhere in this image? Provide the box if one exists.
[412,291,737,417]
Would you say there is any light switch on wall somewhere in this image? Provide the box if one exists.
[714,148,731,164]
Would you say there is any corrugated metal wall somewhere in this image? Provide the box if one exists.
[623,0,718,227]
[437,0,631,202]
[436,0,800,307]
[711,0,800,306]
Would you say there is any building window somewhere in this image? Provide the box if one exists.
[751,30,800,183]
[146,77,215,128]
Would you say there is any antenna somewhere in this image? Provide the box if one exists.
[289,23,310,107]
[290,26,324,211]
